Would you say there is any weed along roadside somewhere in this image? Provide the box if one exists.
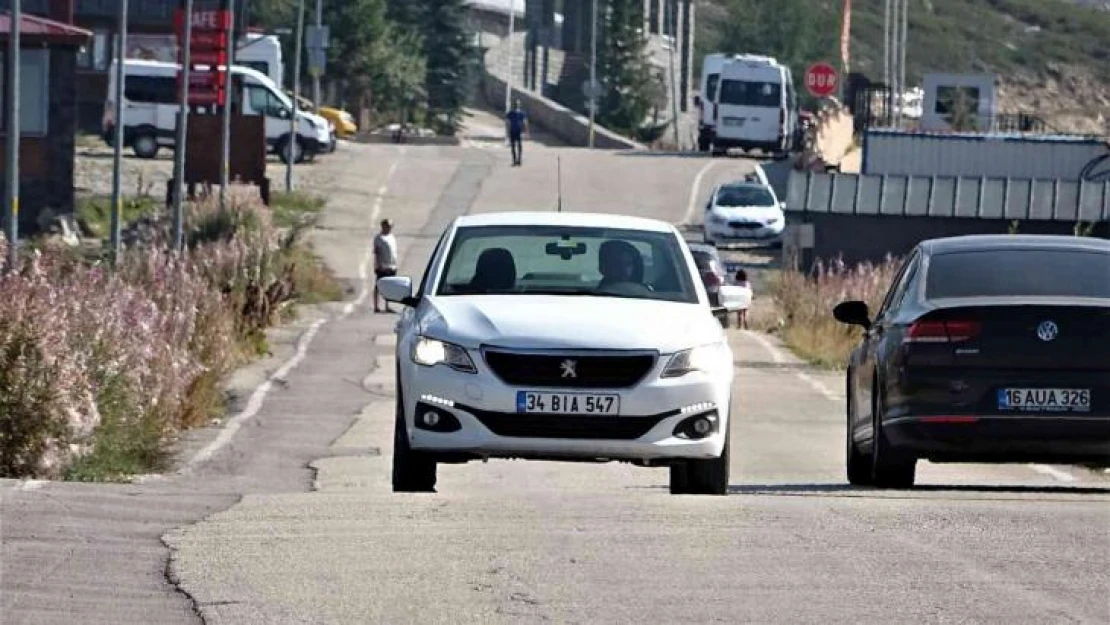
[0,187,343,482]
[749,256,904,370]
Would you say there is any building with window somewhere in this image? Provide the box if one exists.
[0,9,91,235]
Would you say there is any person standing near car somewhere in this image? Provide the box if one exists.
[373,219,399,313]
[733,268,752,330]
[505,99,529,166]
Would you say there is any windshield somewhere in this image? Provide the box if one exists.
[718,79,782,107]
[716,185,776,207]
[925,249,1110,299]
[706,74,720,101]
[435,225,700,303]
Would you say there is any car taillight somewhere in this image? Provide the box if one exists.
[904,320,982,343]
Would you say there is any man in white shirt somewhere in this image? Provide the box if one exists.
[373,218,399,313]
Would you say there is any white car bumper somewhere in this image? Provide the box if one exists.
[705,219,784,242]
[402,354,732,463]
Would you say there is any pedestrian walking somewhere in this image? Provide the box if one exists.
[733,268,752,329]
[505,99,529,166]
[373,218,399,313]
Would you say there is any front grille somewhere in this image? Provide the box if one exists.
[728,221,762,229]
[466,409,668,440]
[482,349,657,388]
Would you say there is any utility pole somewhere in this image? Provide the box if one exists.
[897,0,909,128]
[219,0,235,212]
[504,1,515,114]
[4,0,19,269]
[883,0,891,125]
[286,0,304,192]
[667,0,680,149]
[312,0,321,107]
[587,0,597,148]
[110,0,128,262]
[172,0,194,252]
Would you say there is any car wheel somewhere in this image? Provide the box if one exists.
[870,385,916,489]
[670,425,730,496]
[132,132,159,159]
[278,135,304,165]
[845,369,873,486]
[391,381,437,493]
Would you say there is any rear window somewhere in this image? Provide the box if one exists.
[718,79,782,107]
[690,251,714,271]
[925,249,1110,299]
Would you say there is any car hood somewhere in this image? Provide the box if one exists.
[419,295,723,353]
[710,204,782,221]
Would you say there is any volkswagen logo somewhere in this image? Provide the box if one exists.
[560,359,578,378]
[1036,320,1058,342]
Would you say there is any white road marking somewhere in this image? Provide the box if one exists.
[1029,464,1078,483]
[745,330,785,364]
[18,479,46,491]
[744,330,842,401]
[683,160,719,226]
[182,150,404,471]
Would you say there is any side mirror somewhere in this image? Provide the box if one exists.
[378,276,418,307]
[718,284,752,312]
[833,300,871,328]
[779,201,786,210]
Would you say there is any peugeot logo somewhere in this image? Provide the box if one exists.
[1036,320,1058,342]
[560,359,578,378]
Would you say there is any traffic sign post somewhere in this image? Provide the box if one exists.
[804,62,839,99]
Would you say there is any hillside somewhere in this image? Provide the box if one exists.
[695,0,1110,135]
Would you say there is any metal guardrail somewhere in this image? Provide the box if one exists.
[784,171,1110,222]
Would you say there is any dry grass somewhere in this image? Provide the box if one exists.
[751,257,904,370]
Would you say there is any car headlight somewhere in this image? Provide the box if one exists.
[766,217,780,225]
[661,343,730,378]
[708,214,727,225]
[412,336,477,373]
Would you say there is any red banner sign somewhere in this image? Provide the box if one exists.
[174,7,232,107]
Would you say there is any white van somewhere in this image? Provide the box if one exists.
[102,58,331,164]
[235,33,283,89]
[710,54,799,157]
[694,53,737,153]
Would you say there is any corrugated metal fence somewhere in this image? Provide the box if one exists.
[785,171,1110,222]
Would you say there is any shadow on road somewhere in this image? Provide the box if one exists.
[725,483,1110,496]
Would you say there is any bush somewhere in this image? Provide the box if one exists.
[0,188,342,480]
[762,256,903,369]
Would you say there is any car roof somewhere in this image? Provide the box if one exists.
[687,242,718,255]
[921,234,1110,255]
[453,211,677,233]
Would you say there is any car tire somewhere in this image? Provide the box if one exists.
[845,369,873,486]
[870,385,916,489]
[132,132,159,159]
[391,382,438,493]
[669,425,730,496]
[278,135,304,165]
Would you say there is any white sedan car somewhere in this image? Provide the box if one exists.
[377,211,749,496]
[703,180,786,247]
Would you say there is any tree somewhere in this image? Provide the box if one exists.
[420,0,478,134]
[323,0,425,120]
[596,0,659,136]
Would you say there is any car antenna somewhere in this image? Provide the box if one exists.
[556,156,563,212]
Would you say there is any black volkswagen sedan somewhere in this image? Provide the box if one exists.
[833,234,1110,488]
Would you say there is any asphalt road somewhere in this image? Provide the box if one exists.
[2,119,1109,625]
